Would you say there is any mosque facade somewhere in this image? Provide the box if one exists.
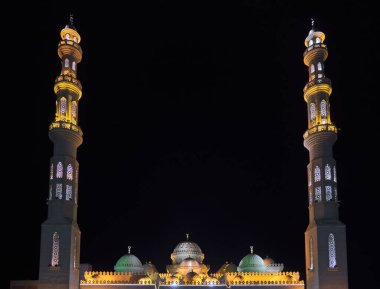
[10,17,348,289]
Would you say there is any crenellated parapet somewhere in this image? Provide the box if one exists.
[82,271,153,284]
[225,271,302,284]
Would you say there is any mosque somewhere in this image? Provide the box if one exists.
[10,16,349,289]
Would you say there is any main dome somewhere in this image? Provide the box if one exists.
[114,254,144,273]
[171,240,205,265]
[237,253,266,272]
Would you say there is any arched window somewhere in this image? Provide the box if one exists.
[51,232,60,267]
[64,58,69,68]
[309,237,314,270]
[309,39,314,46]
[50,163,54,180]
[315,187,322,202]
[310,103,316,120]
[328,233,336,268]
[314,166,321,182]
[56,184,62,199]
[325,164,332,180]
[321,100,327,118]
[318,73,323,78]
[65,33,70,40]
[326,186,332,201]
[317,62,322,71]
[72,61,76,71]
[67,164,73,180]
[56,162,63,178]
[73,37,77,43]
[333,166,337,182]
[316,37,321,44]
[66,185,72,200]
[310,64,315,73]
[60,98,67,117]
[71,101,77,120]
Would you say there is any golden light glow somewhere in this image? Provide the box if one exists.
[303,83,332,101]
[303,124,337,139]
[60,27,81,43]
[54,80,82,100]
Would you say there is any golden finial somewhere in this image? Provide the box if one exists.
[250,246,253,254]
[128,246,131,254]
[186,233,189,241]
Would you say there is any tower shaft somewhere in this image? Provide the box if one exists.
[302,25,348,289]
[38,20,83,289]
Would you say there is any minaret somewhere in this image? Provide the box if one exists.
[303,20,349,289]
[38,15,83,289]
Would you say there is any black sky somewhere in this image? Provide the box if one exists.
[6,1,379,289]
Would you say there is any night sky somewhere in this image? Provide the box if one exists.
[6,1,379,289]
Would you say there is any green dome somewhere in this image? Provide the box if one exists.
[237,254,266,272]
[114,254,144,273]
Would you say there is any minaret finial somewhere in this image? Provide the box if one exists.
[186,233,189,240]
[311,18,315,29]
[70,13,74,27]
[128,246,131,254]
[250,246,253,254]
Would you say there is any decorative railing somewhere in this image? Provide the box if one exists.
[303,43,327,57]
[55,75,82,90]
[303,124,337,138]
[49,121,82,134]
[58,39,82,54]
[303,77,331,93]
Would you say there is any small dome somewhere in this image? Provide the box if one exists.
[263,257,275,266]
[171,239,204,264]
[177,257,202,275]
[216,262,237,273]
[114,253,144,273]
[143,261,158,274]
[237,253,266,272]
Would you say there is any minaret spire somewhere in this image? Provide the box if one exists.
[311,18,315,29]
[70,13,74,27]
[250,246,253,254]
[302,23,348,289]
[38,19,83,289]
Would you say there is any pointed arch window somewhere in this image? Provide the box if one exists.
[67,164,73,180]
[51,232,60,267]
[314,166,321,182]
[56,162,63,178]
[310,103,316,121]
[71,101,77,120]
[309,39,314,46]
[326,186,333,201]
[66,185,72,200]
[64,58,69,68]
[309,237,314,270]
[317,62,322,71]
[73,37,78,43]
[321,100,327,118]
[333,166,337,182]
[50,163,54,180]
[315,187,322,202]
[60,98,67,118]
[325,164,332,180]
[316,37,321,44]
[310,64,315,73]
[56,184,62,199]
[72,61,76,71]
[65,33,70,40]
[328,233,337,268]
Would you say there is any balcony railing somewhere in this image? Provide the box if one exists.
[49,121,82,134]
[303,43,327,57]
[58,39,82,54]
[303,77,331,92]
[303,124,337,138]
[55,75,82,90]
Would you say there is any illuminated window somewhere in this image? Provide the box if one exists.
[65,33,70,40]
[56,184,62,199]
[325,164,332,180]
[309,237,314,270]
[49,185,52,200]
[314,166,321,182]
[50,163,54,180]
[67,164,73,180]
[66,185,72,200]
[328,233,336,268]
[64,58,69,68]
[310,64,315,73]
[56,162,63,178]
[309,39,314,46]
[318,73,323,78]
[333,166,337,182]
[72,101,77,120]
[321,100,327,117]
[310,103,316,120]
[73,37,77,43]
[318,62,322,71]
[326,186,333,201]
[60,98,67,117]
[51,232,60,266]
[316,37,321,44]
[72,61,76,71]
[315,187,322,202]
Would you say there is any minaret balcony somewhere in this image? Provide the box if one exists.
[303,77,331,92]
[58,40,82,62]
[54,75,82,99]
[49,121,83,135]
[303,77,332,101]
[303,43,328,66]
[303,124,337,139]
